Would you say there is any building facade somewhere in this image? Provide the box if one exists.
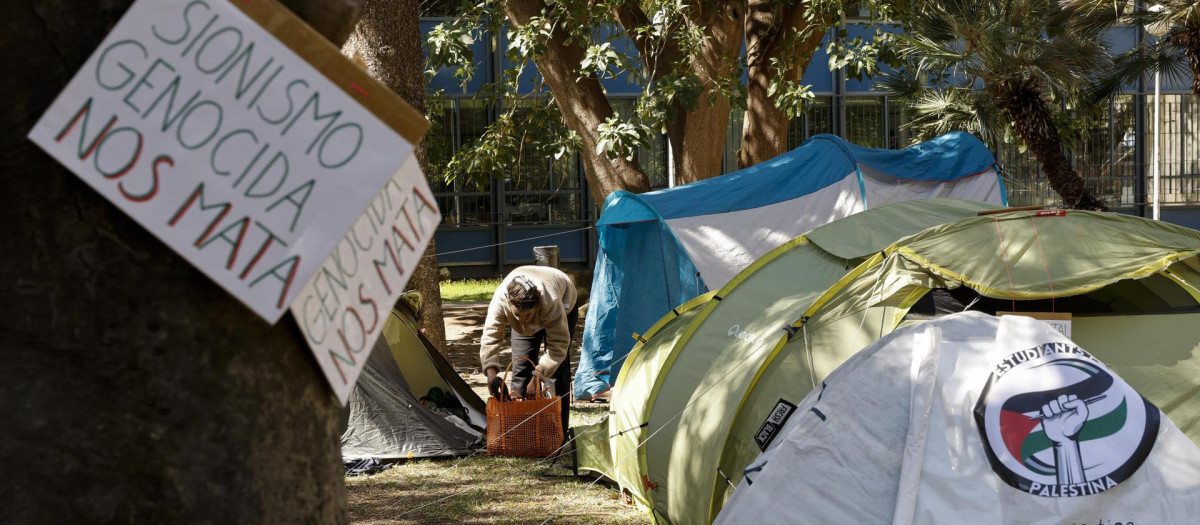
[421,16,1200,276]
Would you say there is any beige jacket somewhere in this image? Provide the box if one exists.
[479,266,578,380]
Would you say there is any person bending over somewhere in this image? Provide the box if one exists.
[479,265,578,438]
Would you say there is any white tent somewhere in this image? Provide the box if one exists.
[578,132,1007,400]
[717,312,1200,524]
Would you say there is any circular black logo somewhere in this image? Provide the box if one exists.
[974,343,1159,497]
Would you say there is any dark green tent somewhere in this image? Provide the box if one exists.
[341,305,485,460]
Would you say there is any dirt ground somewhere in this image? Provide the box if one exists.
[345,300,642,524]
[442,302,595,403]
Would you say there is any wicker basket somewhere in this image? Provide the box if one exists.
[486,358,563,458]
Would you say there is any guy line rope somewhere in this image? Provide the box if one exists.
[422,226,595,259]
[392,312,790,521]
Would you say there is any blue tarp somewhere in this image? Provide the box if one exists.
[575,132,1002,400]
[597,132,997,224]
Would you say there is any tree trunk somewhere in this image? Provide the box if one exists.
[1,1,362,522]
[739,1,828,169]
[505,0,651,206]
[666,97,735,184]
[993,80,1107,210]
[343,0,447,350]
[666,4,743,184]
[611,0,737,184]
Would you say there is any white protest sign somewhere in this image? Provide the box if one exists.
[998,312,1073,339]
[290,155,440,404]
[27,0,428,323]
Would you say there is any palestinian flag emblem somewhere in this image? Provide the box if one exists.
[974,342,1159,498]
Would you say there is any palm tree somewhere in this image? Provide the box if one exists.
[882,0,1110,210]
[1161,4,1200,94]
[1067,1,1196,96]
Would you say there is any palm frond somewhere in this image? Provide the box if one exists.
[1087,42,1186,102]
[878,68,928,103]
[899,87,1005,143]
[1059,0,1133,37]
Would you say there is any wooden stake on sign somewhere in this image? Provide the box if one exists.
[977,205,1046,216]
[27,0,437,322]
[997,312,1073,339]
[229,0,429,143]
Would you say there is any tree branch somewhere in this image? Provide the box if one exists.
[739,1,829,168]
[505,0,650,203]
[612,0,684,83]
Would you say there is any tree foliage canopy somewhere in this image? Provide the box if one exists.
[425,0,897,202]
[1066,0,1200,98]
[881,0,1109,143]
[881,0,1110,208]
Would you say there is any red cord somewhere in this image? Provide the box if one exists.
[1028,215,1057,312]
[991,217,1017,312]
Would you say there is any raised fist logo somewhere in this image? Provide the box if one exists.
[1041,394,1089,443]
[977,350,1159,498]
[1039,394,1089,485]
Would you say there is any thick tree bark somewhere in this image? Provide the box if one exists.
[506,0,651,205]
[343,0,447,350]
[993,80,1107,210]
[1,1,362,522]
[612,0,742,184]
[672,5,742,183]
[739,2,828,168]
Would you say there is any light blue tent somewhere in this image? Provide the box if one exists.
[575,132,1008,400]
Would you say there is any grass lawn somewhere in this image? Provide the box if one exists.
[441,278,504,303]
[346,405,646,524]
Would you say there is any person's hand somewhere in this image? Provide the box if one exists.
[486,369,507,400]
[529,377,556,399]
[1041,394,1088,444]
[525,379,538,399]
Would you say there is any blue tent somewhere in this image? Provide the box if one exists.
[575,132,1007,400]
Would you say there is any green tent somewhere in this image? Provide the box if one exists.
[583,204,1200,524]
[341,304,487,460]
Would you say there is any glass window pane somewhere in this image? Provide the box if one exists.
[457,98,493,192]
[503,193,582,224]
[1179,95,1200,204]
[846,96,885,148]
[1003,95,1149,209]
[609,98,636,117]
[610,97,668,187]
[1111,95,1138,206]
[997,142,1053,207]
[455,194,495,226]
[1153,94,1200,205]
[787,97,834,149]
[426,103,454,193]
[435,98,494,227]
[435,194,455,225]
[503,99,580,191]
[887,100,910,149]
[1077,96,1135,207]
[644,131,669,189]
[503,157,581,191]
[725,108,745,174]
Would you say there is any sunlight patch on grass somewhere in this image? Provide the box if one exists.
[441,278,503,303]
[570,403,611,428]
[347,405,643,524]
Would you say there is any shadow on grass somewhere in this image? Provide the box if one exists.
[356,301,638,523]
[347,455,645,524]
